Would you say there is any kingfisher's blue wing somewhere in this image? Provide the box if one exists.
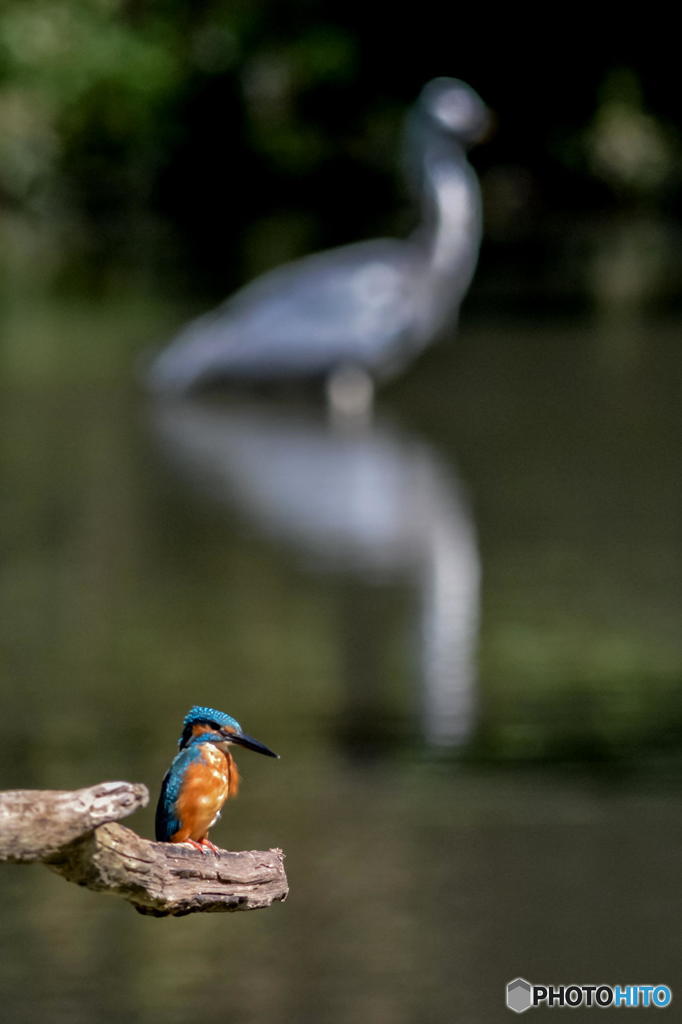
[155,748,194,841]
[155,769,178,841]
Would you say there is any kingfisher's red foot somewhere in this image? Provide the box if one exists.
[182,839,206,852]
[200,838,221,854]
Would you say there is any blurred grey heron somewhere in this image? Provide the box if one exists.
[146,78,489,408]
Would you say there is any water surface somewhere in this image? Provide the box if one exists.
[0,281,680,1022]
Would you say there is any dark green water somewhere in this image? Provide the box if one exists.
[1,278,680,1022]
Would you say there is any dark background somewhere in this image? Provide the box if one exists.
[1,4,680,301]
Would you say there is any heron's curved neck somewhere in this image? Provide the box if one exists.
[417,154,482,284]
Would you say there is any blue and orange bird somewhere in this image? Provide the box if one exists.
[155,705,278,852]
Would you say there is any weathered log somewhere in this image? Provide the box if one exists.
[0,782,288,917]
[0,781,148,862]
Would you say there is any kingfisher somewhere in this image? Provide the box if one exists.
[155,705,278,852]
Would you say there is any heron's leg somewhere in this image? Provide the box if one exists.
[326,364,374,423]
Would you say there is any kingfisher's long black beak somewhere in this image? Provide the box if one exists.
[226,730,279,758]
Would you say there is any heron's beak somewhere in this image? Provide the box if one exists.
[224,730,279,758]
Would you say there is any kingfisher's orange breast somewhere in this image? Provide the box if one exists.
[172,745,239,843]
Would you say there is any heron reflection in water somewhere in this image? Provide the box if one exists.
[147,78,489,408]
[151,400,480,747]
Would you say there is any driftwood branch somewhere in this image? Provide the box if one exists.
[0,780,148,862]
[0,782,288,917]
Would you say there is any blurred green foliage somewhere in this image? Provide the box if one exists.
[0,4,680,315]
[0,1,182,207]
[0,2,679,225]
[0,1,363,215]
[585,69,678,200]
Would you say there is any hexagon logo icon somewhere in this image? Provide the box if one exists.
[506,978,532,1013]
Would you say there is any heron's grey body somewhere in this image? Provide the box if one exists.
[147,78,488,395]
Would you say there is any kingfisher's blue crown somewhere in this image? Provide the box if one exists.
[183,705,242,730]
[178,705,242,748]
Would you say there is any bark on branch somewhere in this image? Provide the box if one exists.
[0,782,288,917]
